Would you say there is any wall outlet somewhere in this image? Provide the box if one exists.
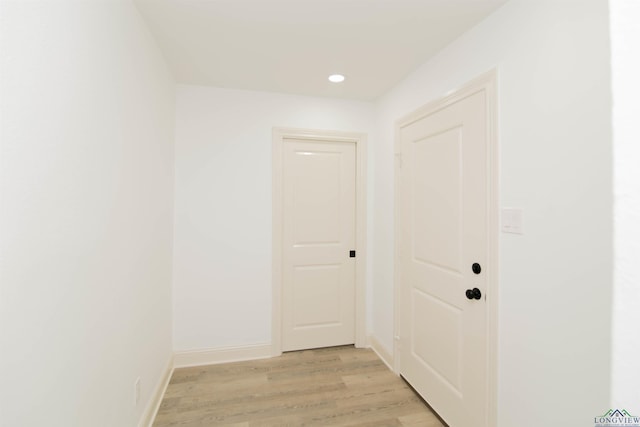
[134,377,141,406]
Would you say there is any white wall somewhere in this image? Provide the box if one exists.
[373,1,612,426]
[173,85,375,352]
[610,0,640,410]
[0,1,175,426]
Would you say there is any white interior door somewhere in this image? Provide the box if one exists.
[398,89,489,427]
[282,138,356,352]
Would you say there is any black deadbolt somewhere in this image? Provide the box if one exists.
[472,263,482,274]
[465,288,482,300]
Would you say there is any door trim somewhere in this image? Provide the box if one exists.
[272,127,367,356]
[393,69,499,426]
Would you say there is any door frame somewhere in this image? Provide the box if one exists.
[393,69,499,426]
[272,127,367,357]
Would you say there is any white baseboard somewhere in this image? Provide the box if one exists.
[140,355,174,427]
[173,343,272,368]
[369,335,394,372]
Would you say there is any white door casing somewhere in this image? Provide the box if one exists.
[272,128,367,355]
[394,71,498,427]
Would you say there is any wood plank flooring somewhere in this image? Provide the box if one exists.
[153,346,445,426]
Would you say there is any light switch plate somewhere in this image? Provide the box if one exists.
[501,208,524,234]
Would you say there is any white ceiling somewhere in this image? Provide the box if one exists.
[134,0,507,101]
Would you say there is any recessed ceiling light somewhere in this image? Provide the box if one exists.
[328,74,345,83]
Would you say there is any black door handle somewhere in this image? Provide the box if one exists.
[472,263,482,274]
[465,288,482,300]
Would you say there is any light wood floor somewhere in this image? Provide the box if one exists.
[153,346,446,426]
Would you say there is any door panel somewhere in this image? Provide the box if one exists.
[399,90,488,427]
[292,151,342,244]
[282,139,356,351]
[412,289,463,393]
[292,264,341,327]
[412,127,462,273]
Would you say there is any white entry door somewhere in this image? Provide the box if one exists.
[398,88,490,427]
[282,138,356,351]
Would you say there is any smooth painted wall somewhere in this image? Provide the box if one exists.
[173,85,375,352]
[610,0,640,410]
[0,1,175,425]
[373,0,612,426]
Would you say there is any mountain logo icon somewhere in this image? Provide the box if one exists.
[600,409,635,418]
[595,409,640,427]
